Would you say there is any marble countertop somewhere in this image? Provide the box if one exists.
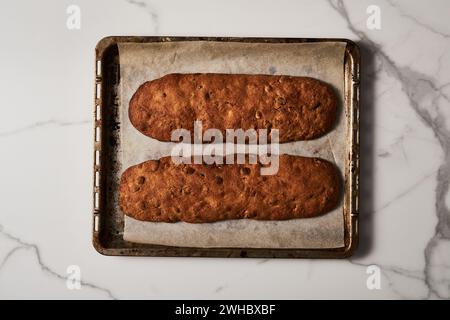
[1,0,449,299]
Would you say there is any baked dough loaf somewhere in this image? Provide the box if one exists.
[129,73,337,142]
[119,155,341,223]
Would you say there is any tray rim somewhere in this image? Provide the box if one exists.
[92,36,360,258]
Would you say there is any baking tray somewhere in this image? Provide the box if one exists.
[92,36,360,258]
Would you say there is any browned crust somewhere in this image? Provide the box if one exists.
[129,73,337,142]
[119,155,341,223]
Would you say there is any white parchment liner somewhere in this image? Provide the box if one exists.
[118,41,346,248]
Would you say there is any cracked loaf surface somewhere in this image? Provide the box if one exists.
[119,155,341,223]
[129,73,338,142]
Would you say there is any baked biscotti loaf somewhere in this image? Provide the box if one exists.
[119,155,341,223]
[129,73,337,142]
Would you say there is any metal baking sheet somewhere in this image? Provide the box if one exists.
[92,36,359,258]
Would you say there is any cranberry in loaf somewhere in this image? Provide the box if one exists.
[129,73,338,142]
[119,155,341,223]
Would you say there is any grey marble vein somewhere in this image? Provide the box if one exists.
[0,225,118,300]
[0,246,24,269]
[372,170,437,214]
[377,151,391,158]
[212,258,272,294]
[386,0,450,40]
[125,0,159,33]
[347,260,428,299]
[257,259,270,265]
[214,285,225,293]
[328,0,450,299]
[0,119,90,137]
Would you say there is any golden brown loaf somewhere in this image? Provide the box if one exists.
[129,73,337,142]
[119,155,341,223]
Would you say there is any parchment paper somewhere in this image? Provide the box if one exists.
[118,41,346,248]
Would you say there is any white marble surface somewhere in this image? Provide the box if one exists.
[0,0,449,299]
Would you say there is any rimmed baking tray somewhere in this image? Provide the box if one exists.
[92,36,360,258]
